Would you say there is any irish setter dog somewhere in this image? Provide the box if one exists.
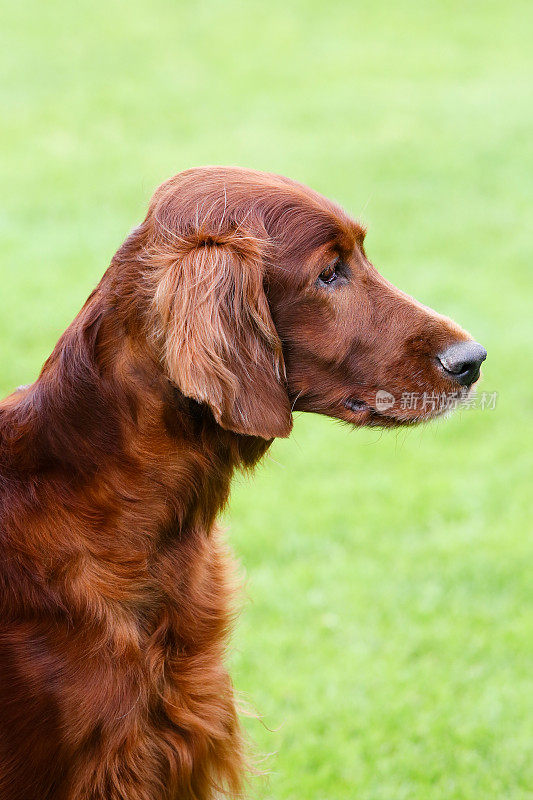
[0,167,486,799]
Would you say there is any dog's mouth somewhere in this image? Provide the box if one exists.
[343,397,402,426]
[344,398,368,413]
[343,396,400,425]
[342,390,460,426]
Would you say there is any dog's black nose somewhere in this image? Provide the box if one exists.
[437,341,487,386]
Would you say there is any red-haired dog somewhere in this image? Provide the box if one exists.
[0,168,486,799]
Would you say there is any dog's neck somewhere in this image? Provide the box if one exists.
[0,293,272,646]
[1,294,271,541]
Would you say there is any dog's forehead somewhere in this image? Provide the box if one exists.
[259,178,364,264]
[158,167,363,252]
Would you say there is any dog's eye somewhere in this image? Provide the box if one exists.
[318,263,338,285]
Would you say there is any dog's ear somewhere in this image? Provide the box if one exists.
[149,225,292,439]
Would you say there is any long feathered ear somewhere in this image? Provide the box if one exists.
[148,224,292,439]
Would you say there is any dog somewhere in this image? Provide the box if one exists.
[0,167,486,799]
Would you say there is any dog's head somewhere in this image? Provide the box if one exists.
[123,167,486,440]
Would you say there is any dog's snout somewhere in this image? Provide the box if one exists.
[437,341,487,386]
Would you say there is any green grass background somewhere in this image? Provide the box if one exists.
[1,1,532,797]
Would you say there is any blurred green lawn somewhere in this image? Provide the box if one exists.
[1,1,532,798]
